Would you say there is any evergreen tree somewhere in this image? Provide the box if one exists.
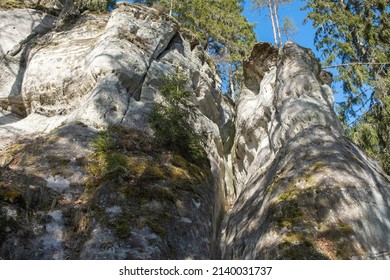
[149,68,206,162]
[347,96,390,174]
[281,16,298,41]
[304,0,389,174]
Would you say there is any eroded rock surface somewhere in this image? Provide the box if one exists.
[221,42,390,260]
[0,3,231,259]
[0,3,389,260]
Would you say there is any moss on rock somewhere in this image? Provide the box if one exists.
[84,125,212,256]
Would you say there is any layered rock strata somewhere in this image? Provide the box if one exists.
[0,3,231,259]
[0,3,389,259]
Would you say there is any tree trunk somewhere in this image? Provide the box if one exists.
[228,63,235,95]
[169,0,173,16]
[272,0,283,46]
[267,0,278,46]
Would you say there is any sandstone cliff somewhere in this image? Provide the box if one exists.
[222,42,390,260]
[0,3,389,259]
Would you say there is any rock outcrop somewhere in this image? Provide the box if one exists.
[0,3,389,260]
[222,42,390,260]
[0,3,230,259]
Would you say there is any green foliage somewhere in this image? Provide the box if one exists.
[304,0,389,174]
[281,16,298,41]
[87,127,129,183]
[346,95,390,174]
[304,0,389,117]
[91,128,116,153]
[86,125,210,242]
[73,0,117,13]
[149,68,207,163]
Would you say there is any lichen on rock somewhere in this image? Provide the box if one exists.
[221,42,390,260]
[0,3,389,260]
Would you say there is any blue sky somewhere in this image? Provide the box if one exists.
[244,0,315,50]
[243,0,345,104]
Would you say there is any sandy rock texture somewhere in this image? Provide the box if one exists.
[0,3,389,260]
[221,42,390,260]
[0,3,232,259]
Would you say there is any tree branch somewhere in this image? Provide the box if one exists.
[322,62,390,69]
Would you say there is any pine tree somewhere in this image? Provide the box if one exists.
[304,0,390,174]
[281,16,298,41]
[347,95,390,174]
[148,68,207,162]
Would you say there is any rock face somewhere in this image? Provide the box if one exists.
[0,3,389,260]
[222,42,390,260]
[0,3,230,260]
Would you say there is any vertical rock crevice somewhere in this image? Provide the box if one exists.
[1,4,389,260]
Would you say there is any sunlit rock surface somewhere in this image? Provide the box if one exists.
[0,3,231,259]
[0,3,389,260]
[221,42,390,260]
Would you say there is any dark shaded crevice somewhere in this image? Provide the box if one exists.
[119,67,149,124]
[243,42,278,95]
[155,32,184,61]
[120,31,180,123]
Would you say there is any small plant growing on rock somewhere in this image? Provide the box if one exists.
[152,3,167,15]
[149,67,207,164]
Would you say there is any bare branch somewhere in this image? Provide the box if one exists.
[323,62,390,69]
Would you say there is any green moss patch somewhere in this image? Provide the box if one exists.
[0,189,23,204]
[85,125,211,243]
[277,239,326,260]
[316,220,360,259]
[267,181,363,259]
